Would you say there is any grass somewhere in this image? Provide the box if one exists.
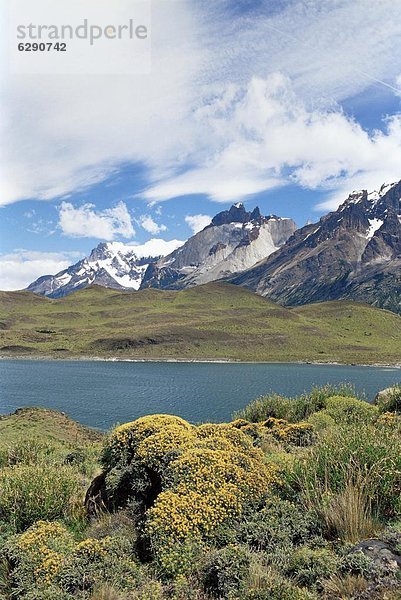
[1,282,401,364]
[0,407,102,449]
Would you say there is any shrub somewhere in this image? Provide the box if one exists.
[375,384,401,414]
[3,521,142,598]
[287,546,340,588]
[146,425,279,576]
[269,421,316,447]
[3,521,75,594]
[234,394,294,422]
[95,416,280,578]
[341,550,377,579]
[243,565,318,600]
[234,384,358,423]
[0,440,57,468]
[102,414,194,471]
[312,396,378,426]
[57,536,141,594]
[201,544,252,598]
[307,412,335,432]
[237,498,321,553]
[0,464,81,531]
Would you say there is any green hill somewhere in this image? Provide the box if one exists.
[0,282,400,364]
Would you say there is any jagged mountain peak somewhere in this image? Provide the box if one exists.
[210,203,263,227]
[141,205,297,290]
[342,181,399,209]
[26,239,184,298]
[230,178,401,314]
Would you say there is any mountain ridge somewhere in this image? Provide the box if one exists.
[26,239,184,298]
[140,203,297,289]
[230,180,401,314]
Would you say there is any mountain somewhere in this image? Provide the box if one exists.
[231,181,401,314]
[26,239,184,298]
[140,203,297,290]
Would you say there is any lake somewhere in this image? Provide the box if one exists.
[0,360,400,430]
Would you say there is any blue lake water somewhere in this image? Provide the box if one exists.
[0,360,400,430]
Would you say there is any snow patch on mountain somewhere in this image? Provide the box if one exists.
[26,239,184,298]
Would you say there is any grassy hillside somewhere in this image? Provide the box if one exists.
[0,407,102,449]
[1,282,401,364]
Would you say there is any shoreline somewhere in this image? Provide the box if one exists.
[0,354,400,369]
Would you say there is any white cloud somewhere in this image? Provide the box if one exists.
[145,74,401,209]
[0,250,80,291]
[128,238,184,258]
[58,201,135,240]
[1,0,401,206]
[185,214,212,234]
[139,215,167,235]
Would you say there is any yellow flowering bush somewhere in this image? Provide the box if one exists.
[5,521,74,587]
[98,415,281,577]
[104,414,193,468]
[262,417,315,447]
[4,521,141,596]
[376,411,400,426]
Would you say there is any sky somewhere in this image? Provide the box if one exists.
[1,0,401,290]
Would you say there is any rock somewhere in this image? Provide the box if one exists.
[350,539,401,575]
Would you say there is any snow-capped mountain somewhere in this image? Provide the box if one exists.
[26,239,184,298]
[140,204,297,290]
[231,181,401,314]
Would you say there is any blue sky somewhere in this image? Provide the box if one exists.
[1,0,401,289]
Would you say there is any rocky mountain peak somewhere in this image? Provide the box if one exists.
[141,205,297,290]
[230,178,401,314]
[26,240,183,298]
[210,203,263,227]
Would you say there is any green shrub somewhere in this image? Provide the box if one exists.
[307,412,335,432]
[57,536,141,594]
[243,565,318,600]
[238,498,320,553]
[341,550,377,579]
[375,384,401,414]
[234,394,294,422]
[234,384,359,423]
[0,440,58,468]
[313,396,378,426]
[201,544,252,598]
[0,464,81,531]
[287,546,339,588]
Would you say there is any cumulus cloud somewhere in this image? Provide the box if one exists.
[139,215,167,235]
[0,250,80,291]
[145,74,401,209]
[1,1,401,207]
[58,201,135,240]
[185,214,212,234]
